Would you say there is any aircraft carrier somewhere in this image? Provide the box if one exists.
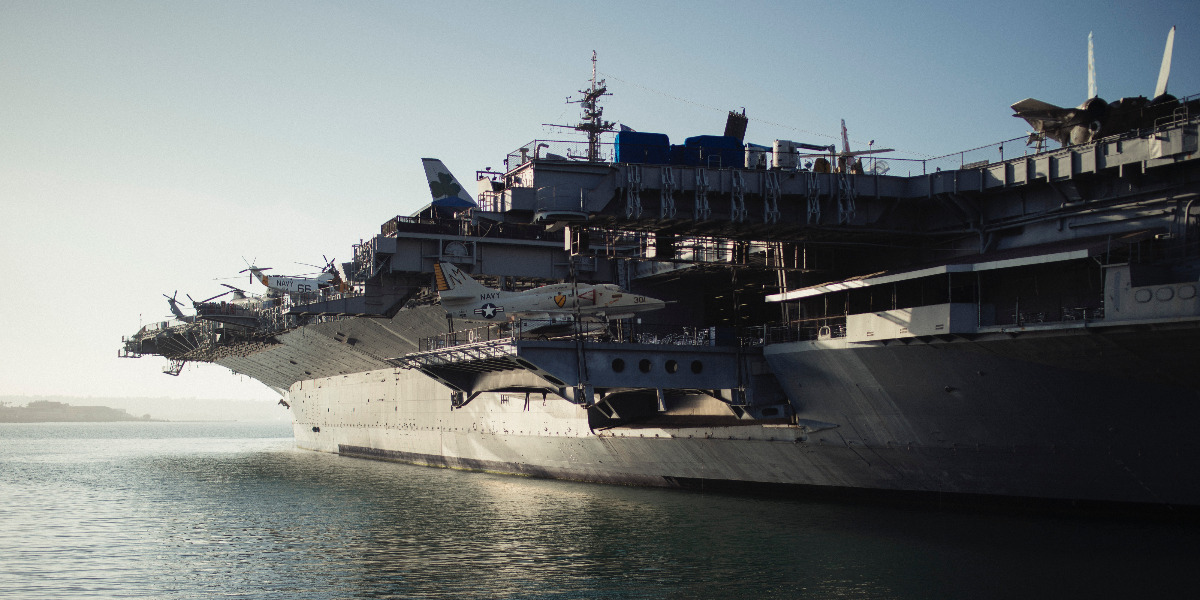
[123,62,1200,510]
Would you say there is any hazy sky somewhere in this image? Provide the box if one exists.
[2,1,1197,402]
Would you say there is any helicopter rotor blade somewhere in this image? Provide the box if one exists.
[198,290,233,304]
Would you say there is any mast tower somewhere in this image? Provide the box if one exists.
[571,51,614,162]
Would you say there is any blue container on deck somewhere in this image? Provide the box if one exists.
[684,135,742,168]
[669,144,695,166]
[615,132,670,164]
[667,144,696,165]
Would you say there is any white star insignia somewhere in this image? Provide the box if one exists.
[474,303,504,319]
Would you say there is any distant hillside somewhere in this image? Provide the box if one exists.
[0,395,290,422]
[0,400,156,423]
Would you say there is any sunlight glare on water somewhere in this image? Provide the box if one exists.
[1,421,1196,599]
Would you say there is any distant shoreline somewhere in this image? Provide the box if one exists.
[0,419,270,424]
[0,400,162,423]
[0,395,290,423]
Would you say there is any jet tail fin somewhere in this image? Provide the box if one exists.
[422,158,476,208]
[1155,26,1175,98]
[434,262,490,301]
[1088,31,1097,99]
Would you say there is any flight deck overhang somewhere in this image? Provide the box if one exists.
[767,250,1090,302]
[392,337,768,409]
[767,230,1158,302]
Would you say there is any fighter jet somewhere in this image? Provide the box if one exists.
[1012,27,1194,147]
[433,262,666,325]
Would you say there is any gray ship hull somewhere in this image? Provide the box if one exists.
[763,322,1200,505]
[274,314,1200,508]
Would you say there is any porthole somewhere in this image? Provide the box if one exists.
[1134,289,1153,303]
[1156,287,1174,301]
[691,360,703,374]
[611,358,625,373]
[638,359,652,373]
[1180,285,1197,299]
[665,360,678,374]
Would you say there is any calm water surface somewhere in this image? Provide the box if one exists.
[1,421,1197,599]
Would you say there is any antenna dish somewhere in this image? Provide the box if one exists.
[871,161,891,175]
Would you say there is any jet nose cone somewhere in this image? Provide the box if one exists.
[640,297,667,312]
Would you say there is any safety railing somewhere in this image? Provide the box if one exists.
[505,140,614,170]
[502,98,1199,178]
[417,319,745,353]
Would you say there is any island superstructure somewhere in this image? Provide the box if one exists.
[123,61,1200,509]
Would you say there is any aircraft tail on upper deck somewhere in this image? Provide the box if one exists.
[422,158,476,208]
[433,262,493,302]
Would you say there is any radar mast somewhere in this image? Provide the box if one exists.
[567,51,614,162]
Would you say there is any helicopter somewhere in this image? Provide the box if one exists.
[162,285,257,323]
[162,291,195,323]
[239,256,347,295]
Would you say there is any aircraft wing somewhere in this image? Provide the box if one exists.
[1010,98,1077,122]
[1010,98,1065,113]
[1010,98,1086,146]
